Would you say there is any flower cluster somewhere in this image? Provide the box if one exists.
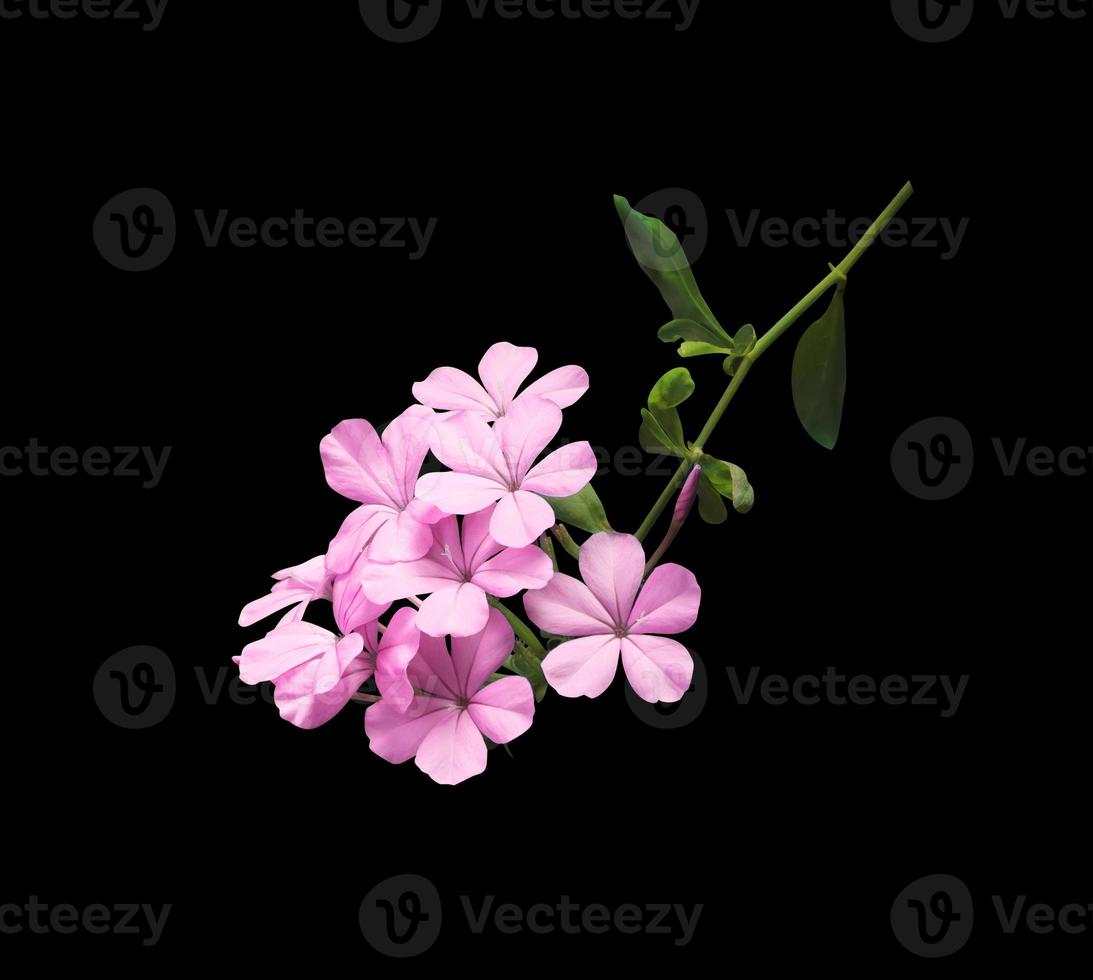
[237,342,700,784]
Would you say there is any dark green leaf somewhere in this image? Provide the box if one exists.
[614,195,722,332]
[543,483,612,534]
[696,470,728,524]
[657,318,734,350]
[792,285,847,449]
[639,408,685,457]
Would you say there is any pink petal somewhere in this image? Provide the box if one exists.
[238,584,314,628]
[450,608,515,696]
[478,342,538,415]
[414,709,489,785]
[578,532,645,625]
[468,676,535,744]
[459,505,502,571]
[628,562,701,635]
[272,555,331,594]
[405,496,445,526]
[520,364,590,409]
[274,658,372,730]
[428,411,508,480]
[520,441,597,496]
[413,366,497,418]
[366,508,437,563]
[416,471,506,516]
[325,504,393,574]
[523,572,615,636]
[381,405,436,505]
[407,633,461,700]
[472,545,553,597]
[541,635,622,699]
[620,635,693,703]
[494,395,563,483]
[360,554,459,604]
[365,696,454,764]
[415,582,490,638]
[374,607,421,712]
[490,490,555,548]
[320,419,398,506]
[238,622,340,686]
[333,552,390,635]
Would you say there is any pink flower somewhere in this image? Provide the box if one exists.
[412,341,588,423]
[415,395,597,548]
[365,609,535,785]
[361,506,553,638]
[238,555,333,627]
[524,532,700,703]
[322,405,443,573]
[238,608,421,729]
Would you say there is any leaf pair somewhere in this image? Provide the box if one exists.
[659,319,757,376]
[639,367,695,458]
[695,455,754,524]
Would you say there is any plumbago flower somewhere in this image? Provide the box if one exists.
[413,341,588,422]
[525,533,700,703]
[321,405,443,573]
[365,609,535,785]
[238,556,333,628]
[416,395,598,548]
[360,506,553,638]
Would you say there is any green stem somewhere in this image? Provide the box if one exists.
[634,181,914,542]
[550,524,581,560]
[489,596,547,660]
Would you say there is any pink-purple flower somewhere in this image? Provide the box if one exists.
[238,555,333,627]
[365,609,535,784]
[524,532,700,703]
[322,405,443,572]
[415,395,597,548]
[360,506,553,637]
[413,341,588,423]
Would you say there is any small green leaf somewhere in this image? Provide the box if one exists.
[640,408,685,457]
[733,323,757,354]
[682,341,733,358]
[510,648,548,702]
[696,470,728,524]
[649,367,695,409]
[614,195,722,333]
[543,484,612,534]
[658,318,734,349]
[792,285,847,450]
[699,455,755,514]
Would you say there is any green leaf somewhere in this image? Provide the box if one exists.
[657,318,734,350]
[510,648,548,702]
[699,455,755,514]
[648,368,694,449]
[543,484,612,534]
[639,408,685,457]
[614,195,722,333]
[722,324,758,375]
[696,470,728,524]
[792,285,847,449]
[682,341,733,358]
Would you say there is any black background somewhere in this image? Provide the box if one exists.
[2,0,1090,970]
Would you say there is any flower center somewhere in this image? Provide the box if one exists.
[613,625,629,639]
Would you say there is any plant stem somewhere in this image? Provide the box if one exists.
[550,524,581,560]
[634,181,914,543]
[488,596,547,660]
